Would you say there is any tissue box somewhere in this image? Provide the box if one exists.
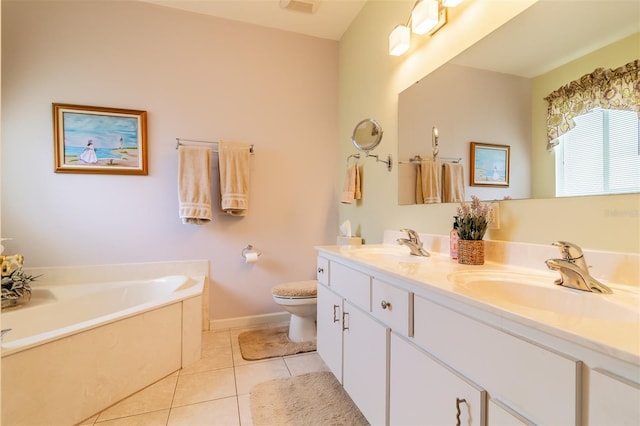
[337,236,362,246]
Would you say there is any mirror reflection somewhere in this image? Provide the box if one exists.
[398,1,639,205]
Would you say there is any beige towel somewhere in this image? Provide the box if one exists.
[340,162,362,204]
[442,162,465,203]
[178,146,212,224]
[219,141,251,216]
[416,158,441,204]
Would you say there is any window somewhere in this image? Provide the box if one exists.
[555,109,640,197]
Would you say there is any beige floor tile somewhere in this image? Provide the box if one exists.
[172,367,237,407]
[167,397,239,426]
[97,375,178,422]
[284,352,328,376]
[237,394,254,426]
[95,409,169,425]
[202,330,232,350]
[234,358,291,395]
[181,344,233,375]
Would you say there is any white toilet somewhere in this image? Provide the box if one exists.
[271,280,317,342]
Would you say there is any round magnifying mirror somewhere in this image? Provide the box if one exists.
[351,118,383,153]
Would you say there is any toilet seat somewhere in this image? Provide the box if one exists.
[271,280,317,299]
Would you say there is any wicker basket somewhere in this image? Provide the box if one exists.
[458,240,485,265]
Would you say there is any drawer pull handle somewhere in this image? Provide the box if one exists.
[381,300,391,310]
[332,304,340,323]
[455,398,467,426]
[317,267,324,274]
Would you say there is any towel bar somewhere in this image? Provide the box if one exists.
[176,138,254,154]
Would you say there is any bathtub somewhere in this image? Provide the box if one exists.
[1,274,204,425]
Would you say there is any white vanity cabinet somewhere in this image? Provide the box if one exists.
[390,332,486,425]
[316,258,389,425]
[316,248,637,426]
[342,299,389,425]
[413,294,581,425]
[588,368,640,425]
[316,283,343,380]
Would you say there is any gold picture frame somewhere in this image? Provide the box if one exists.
[470,142,510,187]
[53,103,148,175]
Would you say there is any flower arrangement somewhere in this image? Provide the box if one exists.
[455,195,490,241]
[1,254,39,309]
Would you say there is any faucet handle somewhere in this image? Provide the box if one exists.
[400,228,420,245]
[552,241,584,260]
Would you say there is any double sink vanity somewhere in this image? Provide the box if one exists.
[315,232,639,425]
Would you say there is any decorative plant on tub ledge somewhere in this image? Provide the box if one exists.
[455,195,490,265]
[1,254,39,309]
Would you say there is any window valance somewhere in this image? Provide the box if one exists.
[545,59,639,146]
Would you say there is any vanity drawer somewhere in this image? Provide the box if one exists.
[413,295,581,425]
[371,278,413,337]
[329,261,371,311]
[316,257,329,286]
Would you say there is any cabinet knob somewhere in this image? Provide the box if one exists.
[317,267,324,274]
[381,300,391,310]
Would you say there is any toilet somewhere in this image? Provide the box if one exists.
[271,280,317,342]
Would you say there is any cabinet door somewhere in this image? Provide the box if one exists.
[390,333,486,426]
[488,399,533,425]
[343,300,389,426]
[317,284,343,381]
[589,368,640,425]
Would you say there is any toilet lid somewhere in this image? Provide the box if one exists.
[271,280,317,298]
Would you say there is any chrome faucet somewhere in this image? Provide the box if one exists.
[397,228,430,257]
[545,241,612,294]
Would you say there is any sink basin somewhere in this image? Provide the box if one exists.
[448,270,640,323]
[345,245,429,263]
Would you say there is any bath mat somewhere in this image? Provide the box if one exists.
[238,326,316,360]
[250,371,369,426]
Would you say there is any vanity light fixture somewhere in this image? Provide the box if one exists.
[411,0,439,35]
[389,0,464,56]
[389,25,411,56]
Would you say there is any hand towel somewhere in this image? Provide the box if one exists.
[415,158,441,204]
[178,146,212,224]
[340,162,362,204]
[219,141,251,216]
[442,162,465,203]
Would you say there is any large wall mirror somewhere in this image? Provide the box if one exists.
[398,1,639,205]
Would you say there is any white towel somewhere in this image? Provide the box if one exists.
[178,146,212,224]
[442,162,465,203]
[416,158,441,204]
[340,162,362,204]
[219,141,251,216]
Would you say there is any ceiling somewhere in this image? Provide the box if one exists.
[451,0,640,78]
[139,0,368,41]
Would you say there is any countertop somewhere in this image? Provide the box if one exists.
[317,244,640,368]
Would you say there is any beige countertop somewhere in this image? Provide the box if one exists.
[317,244,640,368]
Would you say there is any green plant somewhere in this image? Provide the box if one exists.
[455,195,489,240]
[1,268,38,301]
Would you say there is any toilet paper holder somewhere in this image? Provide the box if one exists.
[241,245,261,260]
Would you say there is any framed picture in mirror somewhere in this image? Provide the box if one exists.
[470,142,510,187]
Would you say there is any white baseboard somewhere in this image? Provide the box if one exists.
[209,312,290,330]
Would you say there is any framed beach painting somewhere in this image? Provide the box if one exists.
[53,103,148,175]
[470,142,510,187]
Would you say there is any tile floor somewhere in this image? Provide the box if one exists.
[79,322,328,425]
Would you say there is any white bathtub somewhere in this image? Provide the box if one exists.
[1,274,204,425]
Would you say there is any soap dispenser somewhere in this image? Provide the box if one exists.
[450,216,459,259]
